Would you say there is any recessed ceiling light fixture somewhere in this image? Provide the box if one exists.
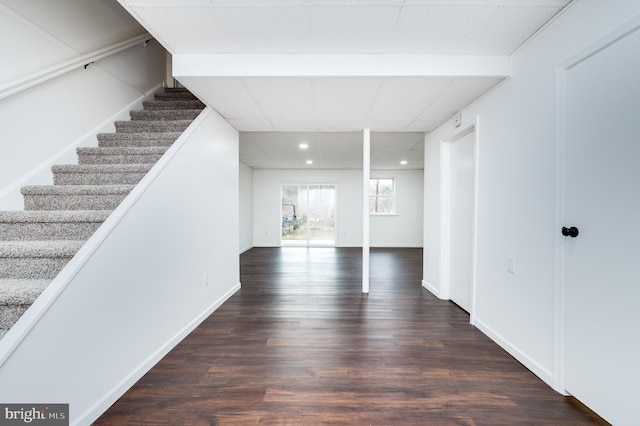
[400,160,408,165]
[299,143,308,149]
[306,160,313,165]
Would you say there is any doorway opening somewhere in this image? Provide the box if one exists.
[281,184,336,246]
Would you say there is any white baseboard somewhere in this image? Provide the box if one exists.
[422,280,442,299]
[473,317,554,388]
[77,282,241,426]
[239,245,253,254]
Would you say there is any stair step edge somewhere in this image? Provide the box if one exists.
[0,279,52,305]
[21,185,134,195]
[0,210,112,223]
[97,132,182,140]
[0,240,84,257]
[52,164,153,173]
[76,147,168,154]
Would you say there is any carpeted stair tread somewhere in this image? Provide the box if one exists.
[97,132,181,147]
[77,147,168,156]
[0,279,52,330]
[0,210,111,223]
[142,100,205,110]
[0,241,81,279]
[0,240,84,258]
[154,91,199,100]
[114,120,192,133]
[21,185,134,210]
[76,147,168,165]
[53,164,153,174]
[22,185,134,196]
[0,210,111,240]
[52,164,153,185]
[0,279,52,305]
[130,109,203,121]
[0,87,201,338]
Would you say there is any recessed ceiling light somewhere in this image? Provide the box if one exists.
[299,143,308,149]
[400,160,408,165]
[306,160,313,165]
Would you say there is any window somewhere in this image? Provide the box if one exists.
[369,178,395,214]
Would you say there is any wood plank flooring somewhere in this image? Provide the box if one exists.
[96,247,606,425]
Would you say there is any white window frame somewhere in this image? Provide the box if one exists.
[369,178,395,215]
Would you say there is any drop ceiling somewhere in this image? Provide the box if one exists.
[118,0,572,169]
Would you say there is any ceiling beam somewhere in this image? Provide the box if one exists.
[173,54,511,78]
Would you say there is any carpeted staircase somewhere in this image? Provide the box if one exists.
[0,88,204,340]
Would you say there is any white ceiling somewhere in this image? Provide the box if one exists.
[118,0,572,169]
[240,131,425,170]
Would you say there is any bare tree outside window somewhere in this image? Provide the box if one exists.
[369,178,395,214]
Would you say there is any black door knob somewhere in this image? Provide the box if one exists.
[562,226,579,238]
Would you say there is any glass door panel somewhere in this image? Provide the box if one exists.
[281,184,335,246]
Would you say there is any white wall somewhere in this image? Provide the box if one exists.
[0,0,165,209]
[253,168,423,247]
[423,0,640,390]
[0,108,240,425]
[370,169,423,247]
[253,169,363,247]
[239,162,254,253]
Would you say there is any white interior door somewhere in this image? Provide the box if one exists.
[564,28,640,425]
[449,131,475,313]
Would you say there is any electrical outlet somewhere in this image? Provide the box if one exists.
[507,257,515,274]
[204,272,209,287]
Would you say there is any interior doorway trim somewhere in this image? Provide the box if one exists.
[439,118,480,324]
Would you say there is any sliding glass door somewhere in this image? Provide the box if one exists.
[281,184,336,246]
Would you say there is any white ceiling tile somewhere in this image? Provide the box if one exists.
[131,6,216,54]
[227,119,273,132]
[182,78,253,102]
[366,120,415,131]
[417,101,464,121]
[244,78,314,101]
[314,78,383,102]
[268,120,318,131]
[309,5,401,53]
[436,77,504,102]
[316,102,370,121]
[368,102,427,121]
[375,78,452,102]
[405,120,445,132]
[260,101,315,121]
[204,5,311,53]
[316,121,368,131]
[127,0,208,4]
[393,4,567,55]
[213,102,265,120]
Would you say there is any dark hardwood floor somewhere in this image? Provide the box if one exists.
[96,247,605,425]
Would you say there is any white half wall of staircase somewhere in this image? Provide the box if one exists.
[0,107,240,425]
[0,0,166,210]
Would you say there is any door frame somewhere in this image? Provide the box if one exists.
[439,118,480,324]
[553,17,640,395]
[279,182,338,247]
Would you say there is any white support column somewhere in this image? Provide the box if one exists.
[362,129,370,294]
